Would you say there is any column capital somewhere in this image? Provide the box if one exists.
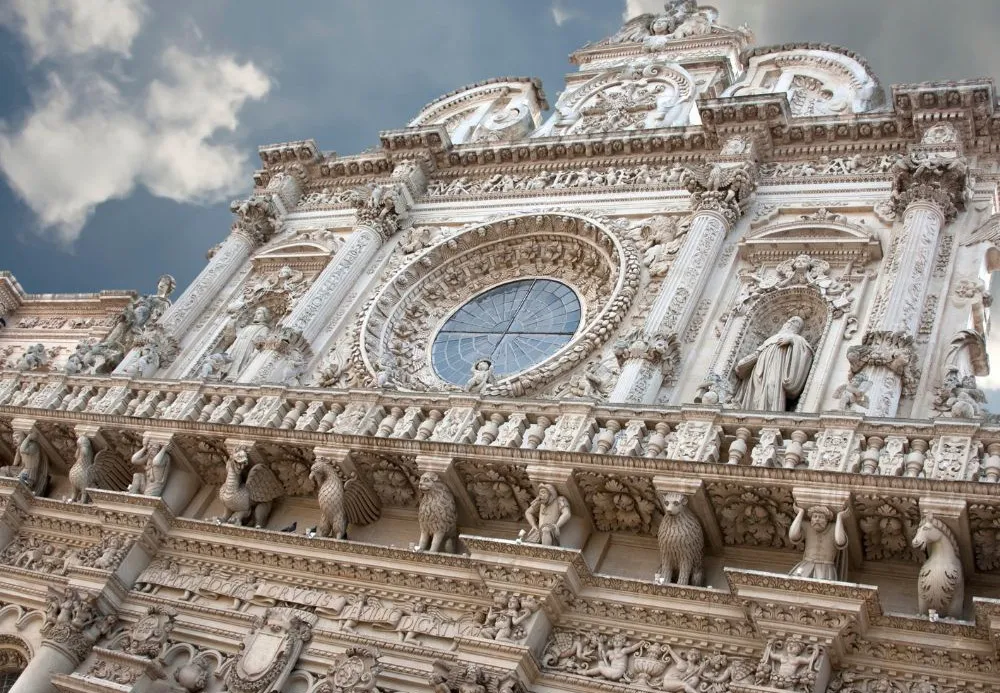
[847,330,919,395]
[681,158,757,226]
[613,329,679,373]
[229,195,279,247]
[40,586,116,664]
[350,180,412,241]
[890,138,969,222]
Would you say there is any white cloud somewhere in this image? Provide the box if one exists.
[623,0,664,20]
[551,1,579,26]
[1,0,146,61]
[0,2,271,245]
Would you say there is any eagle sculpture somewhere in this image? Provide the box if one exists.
[309,458,381,539]
[68,435,132,503]
[218,449,284,527]
[679,162,755,207]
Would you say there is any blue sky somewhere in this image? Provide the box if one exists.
[0,0,999,300]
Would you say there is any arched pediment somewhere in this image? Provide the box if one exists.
[408,77,546,145]
[740,210,882,265]
[252,240,336,274]
[534,59,698,137]
[725,43,882,116]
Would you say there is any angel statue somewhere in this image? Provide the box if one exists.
[605,1,699,44]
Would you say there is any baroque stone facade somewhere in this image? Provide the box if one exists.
[0,4,998,692]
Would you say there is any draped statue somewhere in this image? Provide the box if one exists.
[219,306,272,381]
[734,316,814,411]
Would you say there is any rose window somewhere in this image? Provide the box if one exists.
[431,279,582,385]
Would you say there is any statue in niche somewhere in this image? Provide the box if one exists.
[788,505,849,581]
[522,483,572,546]
[465,359,495,393]
[217,306,272,381]
[734,316,813,412]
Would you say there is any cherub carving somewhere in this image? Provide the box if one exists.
[578,633,643,681]
[834,373,871,412]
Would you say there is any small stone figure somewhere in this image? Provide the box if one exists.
[68,435,97,504]
[833,373,871,412]
[479,593,534,642]
[656,492,705,586]
[465,359,495,393]
[578,633,643,682]
[912,513,964,619]
[309,457,381,540]
[756,638,821,691]
[218,449,284,527]
[0,429,47,494]
[16,343,48,371]
[788,505,849,581]
[415,472,459,553]
[523,483,571,546]
[734,316,814,412]
[128,441,170,497]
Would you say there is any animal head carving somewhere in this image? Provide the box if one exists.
[228,449,251,472]
[661,492,689,516]
[418,471,441,492]
[911,513,959,555]
[309,458,337,484]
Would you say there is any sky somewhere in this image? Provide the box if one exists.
[2,0,1000,405]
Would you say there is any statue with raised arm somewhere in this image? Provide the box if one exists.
[788,505,849,581]
[734,316,813,411]
[0,429,47,494]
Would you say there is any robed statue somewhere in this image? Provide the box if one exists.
[219,306,271,381]
[734,316,813,411]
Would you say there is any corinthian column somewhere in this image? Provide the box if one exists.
[851,130,968,417]
[240,161,425,384]
[610,147,756,403]
[11,587,114,693]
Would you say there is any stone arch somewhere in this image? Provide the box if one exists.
[725,44,882,116]
[409,78,546,145]
[535,59,697,136]
[354,212,640,397]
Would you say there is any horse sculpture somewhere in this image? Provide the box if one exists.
[911,513,964,619]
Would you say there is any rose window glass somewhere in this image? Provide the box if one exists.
[431,279,582,385]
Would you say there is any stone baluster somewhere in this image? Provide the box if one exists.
[851,130,968,417]
[982,442,1000,482]
[609,139,756,403]
[240,161,424,384]
[727,427,752,464]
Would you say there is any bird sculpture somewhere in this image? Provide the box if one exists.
[218,449,284,527]
[68,435,97,503]
[309,458,381,539]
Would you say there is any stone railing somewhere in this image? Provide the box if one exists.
[1,370,998,484]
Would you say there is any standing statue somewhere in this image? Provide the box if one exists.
[218,449,284,527]
[656,492,705,586]
[734,316,814,411]
[415,472,459,553]
[309,458,381,539]
[523,483,572,546]
[128,441,170,497]
[218,306,272,381]
[788,505,849,581]
[912,513,964,619]
[0,429,47,494]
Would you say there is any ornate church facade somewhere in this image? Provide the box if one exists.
[0,2,998,692]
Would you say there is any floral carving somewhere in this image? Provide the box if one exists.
[354,454,420,507]
[854,494,921,562]
[456,461,533,521]
[707,483,795,549]
[969,502,1000,571]
[576,472,658,534]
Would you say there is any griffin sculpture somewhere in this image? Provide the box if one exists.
[69,435,131,503]
[218,449,284,527]
[309,458,381,539]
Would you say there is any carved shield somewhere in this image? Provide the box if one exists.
[130,614,159,642]
[240,629,288,680]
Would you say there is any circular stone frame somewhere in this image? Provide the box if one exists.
[356,212,640,397]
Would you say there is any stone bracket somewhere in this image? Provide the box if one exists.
[917,495,973,575]
[791,487,860,572]
[415,454,481,528]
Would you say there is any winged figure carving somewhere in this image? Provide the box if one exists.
[680,162,755,206]
[69,436,131,503]
[309,458,381,539]
[218,449,284,527]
